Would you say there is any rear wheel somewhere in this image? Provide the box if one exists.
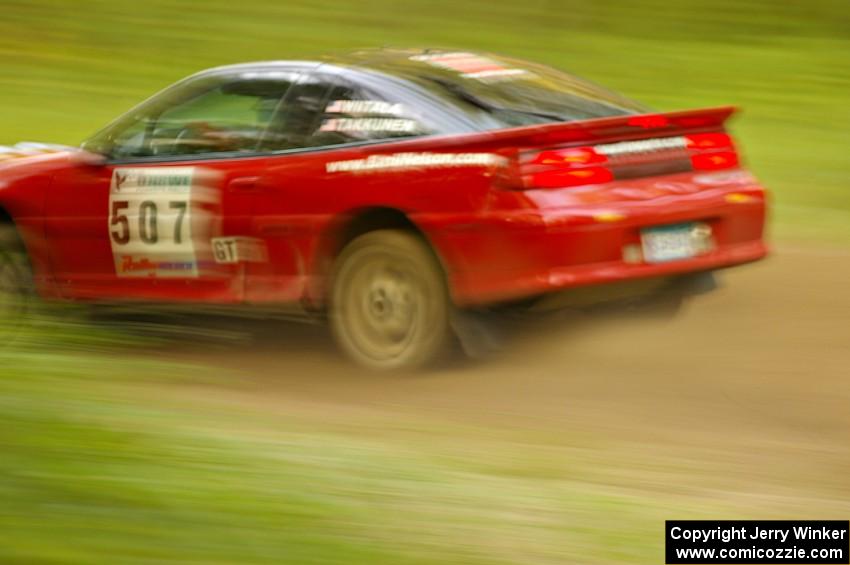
[329,230,451,370]
[0,225,32,343]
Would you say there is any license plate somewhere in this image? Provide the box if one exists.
[641,223,697,263]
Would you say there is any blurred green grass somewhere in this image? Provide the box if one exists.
[1,0,849,242]
[1,2,850,563]
[3,313,847,564]
[3,321,845,565]
[0,313,660,564]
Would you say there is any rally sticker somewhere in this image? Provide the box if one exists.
[325,100,405,116]
[325,152,506,173]
[410,52,532,82]
[319,118,419,133]
[108,167,220,278]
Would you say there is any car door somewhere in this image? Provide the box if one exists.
[44,68,301,302]
[245,70,438,304]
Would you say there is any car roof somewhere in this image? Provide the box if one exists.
[189,60,324,78]
[188,48,477,82]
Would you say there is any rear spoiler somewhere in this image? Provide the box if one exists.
[483,106,738,149]
[383,106,739,155]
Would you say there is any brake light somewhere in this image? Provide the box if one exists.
[531,147,606,166]
[520,145,612,189]
[627,114,669,129]
[685,133,738,171]
[685,133,733,150]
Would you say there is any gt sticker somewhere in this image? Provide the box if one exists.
[108,167,220,278]
[211,237,268,264]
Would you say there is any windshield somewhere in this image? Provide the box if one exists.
[344,50,647,128]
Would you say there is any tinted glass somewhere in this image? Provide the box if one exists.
[336,49,647,128]
[264,73,429,150]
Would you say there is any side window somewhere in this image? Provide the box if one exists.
[265,74,429,151]
[262,75,333,151]
[108,75,295,159]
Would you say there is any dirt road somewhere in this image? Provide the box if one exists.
[161,245,850,519]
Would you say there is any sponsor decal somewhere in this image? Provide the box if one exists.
[120,256,157,274]
[595,137,687,157]
[410,52,532,82]
[113,170,191,192]
[319,118,419,133]
[325,100,405,116]
[326,152,507,173]
[119,256,196,274]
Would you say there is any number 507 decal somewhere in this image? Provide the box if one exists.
[110,200,188,245]
[108,167,219,278]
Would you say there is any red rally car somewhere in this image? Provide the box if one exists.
[0,49,768,369]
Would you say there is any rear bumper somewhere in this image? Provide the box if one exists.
[454,239,767,306]
[432,183,768,306]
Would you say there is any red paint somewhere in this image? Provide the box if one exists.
[0,106,767,309]
[627,114,669,128]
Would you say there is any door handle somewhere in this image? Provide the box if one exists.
[228,176,261,191]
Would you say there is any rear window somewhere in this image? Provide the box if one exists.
[400,51,647,127]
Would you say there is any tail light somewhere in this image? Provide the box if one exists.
[527,166,614,188]
[691,151,739,171]
[519,146,613,189]
[685,133,739,171]
[512,131,740,190]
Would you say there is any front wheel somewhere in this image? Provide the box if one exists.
[329,230,451,370]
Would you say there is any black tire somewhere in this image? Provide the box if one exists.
[0,224,32,343]
[329,230,451,370]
